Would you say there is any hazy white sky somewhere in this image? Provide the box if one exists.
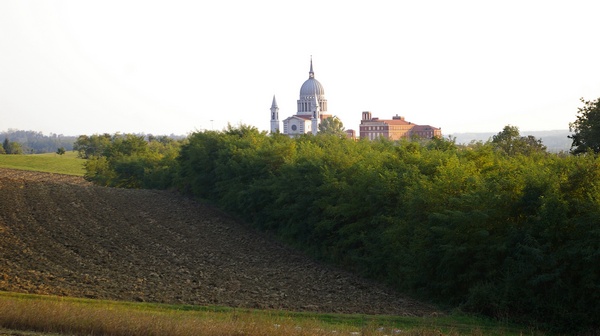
[2,0,600,136]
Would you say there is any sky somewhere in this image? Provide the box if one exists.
[2,0,600,136]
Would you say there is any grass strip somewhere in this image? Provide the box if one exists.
[0,292,536,336]
[0,152,85,176]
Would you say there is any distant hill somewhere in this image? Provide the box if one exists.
[1,130,188,154]
[450,130,572,153]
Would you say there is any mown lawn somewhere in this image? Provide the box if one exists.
[0,151,85,176]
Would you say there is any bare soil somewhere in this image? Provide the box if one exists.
[0,168,437,316]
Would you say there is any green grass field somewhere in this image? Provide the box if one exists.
[0,292,534,336]
[0,151,85,176]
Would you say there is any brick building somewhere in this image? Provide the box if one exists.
[359,112,441,140]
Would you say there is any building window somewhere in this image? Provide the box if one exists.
[292,125,297,131]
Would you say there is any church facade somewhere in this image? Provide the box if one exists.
[270,58,332,136]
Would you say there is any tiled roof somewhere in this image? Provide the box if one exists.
[412,124,440,131]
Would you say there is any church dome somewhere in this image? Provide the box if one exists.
[299,57,325,98]
[300,77,325,97]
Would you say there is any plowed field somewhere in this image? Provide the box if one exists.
[0,168,437,316]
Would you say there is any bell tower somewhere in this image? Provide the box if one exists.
[270,95,280,133]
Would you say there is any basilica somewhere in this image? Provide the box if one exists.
[270,58,332,136]
[270,58,441,140]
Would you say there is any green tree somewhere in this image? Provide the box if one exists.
[569,97,600,154]
[2,138,23,154]
[318,116,346,137]
[103,133,148,158]
[491,125,546,156]
[56,147,66,155]
[3,138,9,153]
[73,133,112,159]
[11,142,23,154]
[81,133,182,188]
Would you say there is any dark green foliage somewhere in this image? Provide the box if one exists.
[73,133,112,159]
[86,125,600,333]
[2,137,23,154]
[569,97,600,154]
[2,138,9,154]
[56,147,66,155]
[80,133,182,189]
[318,116,346,137]
[491,125,547,156]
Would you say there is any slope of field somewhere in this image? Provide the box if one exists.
[0,168,437,316]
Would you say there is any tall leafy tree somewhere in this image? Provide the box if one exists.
[318,116,346,137]
[2,138,23,154]
[2,138,8,154]
[491,125,546,156]
[73,133,112,159]
[569,97,600,154]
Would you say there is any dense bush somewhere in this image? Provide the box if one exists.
[79,133,182,189]
[175,126,598,333]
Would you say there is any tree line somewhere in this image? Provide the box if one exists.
[177,127,598,332]
[73,101,600,333]
[0,130,77,154]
